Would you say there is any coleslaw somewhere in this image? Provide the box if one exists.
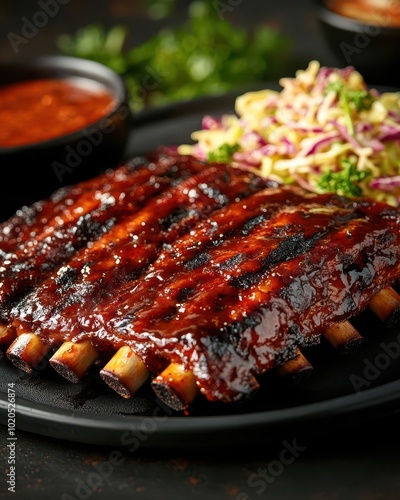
[178,61,400,206]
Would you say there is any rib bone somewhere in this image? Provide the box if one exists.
[277,347,313,380]
[50,340,99,383]
[2,284,398,411]
[6,333,51,374]
[323,321,363,352]
[369,287,400,327]
[99,346,150,398]
[151,363,200,411]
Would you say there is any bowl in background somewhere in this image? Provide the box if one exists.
[314,0,400,86]
[0,56,132,220]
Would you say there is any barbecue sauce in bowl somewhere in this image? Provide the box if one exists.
[325,0,400,26]
[0,78,116,148]
[0,56,131,220]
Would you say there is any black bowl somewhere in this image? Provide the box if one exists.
[0,56,131,220]
[314,0,400,86]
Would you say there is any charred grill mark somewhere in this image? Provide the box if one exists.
[0,157,216,319]
[58,283,97,307]
[176,206,282,266]
[179,213,305,285]
[94,196,353,335]
[1,156,168,255]
[0,192,73,250]
[0,294,21,323]
[184,252,212,271]
[224,311,263,341]
[125,155,150,171]
[54,266,80,291]
[124,268,144,283]
[274,326,303,365]
[161,169,188,186]
[228,273,259,291]
[38,242,76,273]
[379,207,400,220]
[3,152,400,404]
[177,287,195,302]
[159,207,190,230]
[229,222,400,358]
[114,313,137,331]
[9,159,269,337]
[171,191,350,275]
[241,214,266,236]
[230,231,327,290]
[184,225,400,384]
[343,262,374,291]
[74,215,117,243]
[198,183,229,206]
[230,210,364,290]
[377,232,396,245]
[0,158,151,252]
[218,253,244,271]
[117,203,376,348]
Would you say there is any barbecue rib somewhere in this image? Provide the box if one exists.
[1,151,400,407]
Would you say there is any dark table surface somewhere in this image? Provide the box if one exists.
[2,412,400,500]
[1,1,400,499]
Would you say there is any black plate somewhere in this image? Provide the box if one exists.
[1,87,400,448]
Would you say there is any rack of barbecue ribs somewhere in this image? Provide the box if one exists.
[1,151,400,411]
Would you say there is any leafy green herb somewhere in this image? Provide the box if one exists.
[325,82,375,135]
[58,1,289,111]
[58,24,129,73]
[146,0,177,19]
[207,143,240,163]
[347,89,375,113]
[326,82,375,113]
[317,158,371,197]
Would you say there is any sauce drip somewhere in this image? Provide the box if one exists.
[326,0,400,26]
[0,78,116,147]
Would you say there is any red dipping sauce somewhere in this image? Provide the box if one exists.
[0,78,116,148]
[326,0,400,26]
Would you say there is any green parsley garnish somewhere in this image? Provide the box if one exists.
[207,143,240,163]
[58,2,289,112]
[317,159,371,197]
[326,82,375,113]
[325,82,375,135]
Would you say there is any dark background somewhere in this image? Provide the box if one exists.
[0,0,339,72]
[1,1,400,499]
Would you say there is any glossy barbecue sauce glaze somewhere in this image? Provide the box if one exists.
[5,154,400,403]
[0,78,116,147]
